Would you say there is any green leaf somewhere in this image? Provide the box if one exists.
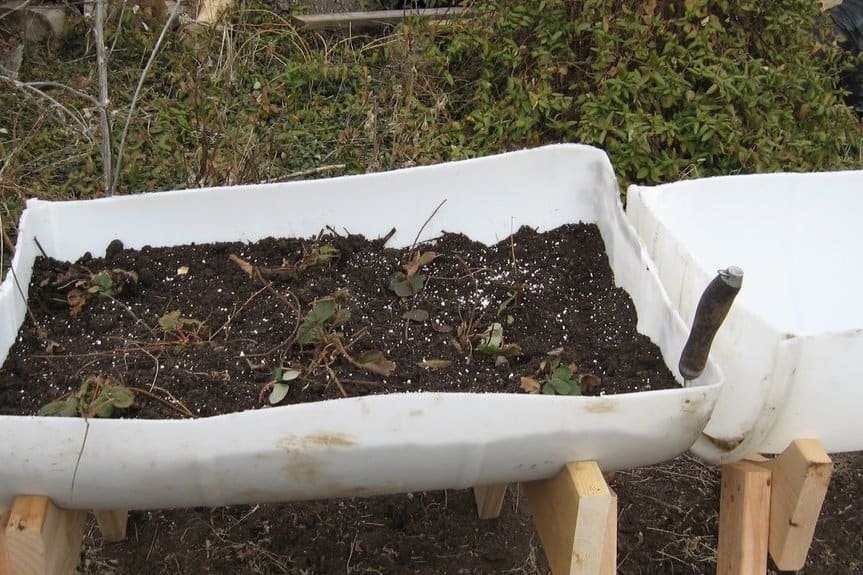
[275,367,301,382]
[159,310,182,331]
[90,272,114,295]
[96,402,115,418]
[104,385,135,409]
[389,272,426,297]
[477,323,505,355]
[269,383,291,404]
[544,365,582,396]
[296,298,338,345]
[38,397,79,417]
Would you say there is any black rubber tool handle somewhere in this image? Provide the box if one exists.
[679,266,743,381]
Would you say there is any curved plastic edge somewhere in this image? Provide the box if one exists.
[628,175,863,461]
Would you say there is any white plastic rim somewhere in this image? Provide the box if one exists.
[0,144,723,511]
[628,171,863,463]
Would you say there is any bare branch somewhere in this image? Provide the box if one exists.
[0,74,95,143]
[94,0,113,194]
[111,0,183,195]
[19,81,100,105]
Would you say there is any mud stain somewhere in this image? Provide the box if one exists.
[583,399,618,413]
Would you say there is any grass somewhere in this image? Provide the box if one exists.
[1,0,861,248]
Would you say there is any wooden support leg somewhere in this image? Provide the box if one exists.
[0,509,11,575]
[473,484,509,519]
[522,461,616,575]
[761,439,833,571]
[3,496,86,575]
[717,462,772,575]
[93,509,129,542]
[716,439,833,575]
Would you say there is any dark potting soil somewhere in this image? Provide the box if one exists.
[0,224,678,418]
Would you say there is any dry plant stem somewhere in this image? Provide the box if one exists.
[0,75,94,140]
[324,363,348,397]
[2,214,46,336]
[260,163,346,183]
[128,385,197,418]
[94,0,113,193]
[409,198,447,255]
[111,0,183,194]
[209,283,270,341]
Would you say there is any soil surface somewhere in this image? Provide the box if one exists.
[0,224,678,418]
[76,451,863,575]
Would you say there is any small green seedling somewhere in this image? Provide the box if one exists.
[39,375,135,418]
[389,250,437,297]
[542,364,581,396]
[476,322,522,357]
[297,244,340,273]
[63,268,139,317]
[296,294,352,346]
[266,367,302,405]
[158,310,206,346]
[497,282,526,316]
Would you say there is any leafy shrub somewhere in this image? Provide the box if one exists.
[1,0,859,213]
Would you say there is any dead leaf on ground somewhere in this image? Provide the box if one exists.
[580,373,603,394]
[402,308,430,323]
[432,321,453,333]
[520,376,541,394]
[417,359,452,371]
[356,350,396,377]
[67,289,87,317]
[229,254,256,277]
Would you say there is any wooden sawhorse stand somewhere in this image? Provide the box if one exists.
[475,460,618,575]
[0,500,127,575]
[717,439,833,574]
[475,440,833,575]
[0,440,832,575]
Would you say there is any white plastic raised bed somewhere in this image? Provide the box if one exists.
[628,170,863,463]
[0,144,723,512]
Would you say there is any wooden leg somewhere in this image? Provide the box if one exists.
[93,509,129,542]
[4,496,86,575]
[473,484,509,519]
[0,509,11,575]
[760,439,833,571]
[522,461,616,575]
[717,461,771,575]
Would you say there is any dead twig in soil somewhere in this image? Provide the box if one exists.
[2,214,50,343]
[128,386,197,418]
[209,282,269,341]
[324,362,348,397]
[127,341,161,391]
[242,287,301,358]
[408,198,447,256]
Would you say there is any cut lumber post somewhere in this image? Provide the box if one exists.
[473,484,508,519]
[522,461,615,575]
[93,509,129,542]
[0,509,11,575]
[4,496,86,575]
[291,7,466,31]
[759,439,833,571]
[717,461,771,575]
